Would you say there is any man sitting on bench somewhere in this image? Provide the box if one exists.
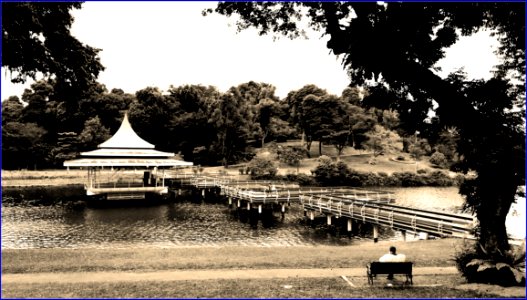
[379,246,406,280]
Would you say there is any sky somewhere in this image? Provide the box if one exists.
[1,1,502,101]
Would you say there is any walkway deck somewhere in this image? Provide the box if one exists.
[164,173,477,239]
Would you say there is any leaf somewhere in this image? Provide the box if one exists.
[466,259,488,268]
[495,262,510,270]
[476,261,496,273]
[510,268,526,284]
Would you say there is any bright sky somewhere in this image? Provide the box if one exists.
[1,1,502,101]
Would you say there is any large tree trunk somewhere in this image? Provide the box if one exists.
[473,170,517,257]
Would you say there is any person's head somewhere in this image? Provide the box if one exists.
[389,246,396,254]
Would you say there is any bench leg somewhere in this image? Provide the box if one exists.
[405,274,413,285]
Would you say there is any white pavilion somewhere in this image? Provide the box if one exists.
[64,113,192,200]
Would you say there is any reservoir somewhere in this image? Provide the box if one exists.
[2,187,523,249]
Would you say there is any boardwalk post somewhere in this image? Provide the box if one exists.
[373,224,379,243]
[401,230,407,241]
[347,219,353,231]
[258,204,262,214]
[310,211,315,221]
[327,215,332,225]
[237,199,240,208]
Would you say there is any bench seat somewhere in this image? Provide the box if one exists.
[367,262,413,285]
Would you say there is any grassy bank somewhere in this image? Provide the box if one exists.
[1,169,86,187]
[4,239,524,298]
[2,239,465,274]
[4,276,500,298]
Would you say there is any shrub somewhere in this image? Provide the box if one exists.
[454,241,526,286]
[247,157,277,180]
[416,168,428,174]
[277,146,307,167]
[426,171,455,186]
[392,171,424,186]
[430,151,448,168]
[454,174,465,186]
[317,155,333,164]
[311,159,352,186]
[396,155,406,161]
[284,173,317,186]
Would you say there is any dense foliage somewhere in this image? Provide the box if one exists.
[206,1,525,283]
[3,79,420,169]
[3,3,524,278]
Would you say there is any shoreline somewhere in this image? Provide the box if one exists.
[2,241,525,298]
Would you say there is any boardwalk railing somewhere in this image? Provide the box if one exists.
[163,173,477,239]
[301,194,476,238]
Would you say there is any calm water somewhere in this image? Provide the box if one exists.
[2,187,523,249]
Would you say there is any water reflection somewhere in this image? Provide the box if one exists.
[3,200,374,249]
[2,187,473,249]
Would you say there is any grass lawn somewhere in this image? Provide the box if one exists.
[2,239,465,274]
[3,276,500,298]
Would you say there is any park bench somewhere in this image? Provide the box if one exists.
[366,262,413,285]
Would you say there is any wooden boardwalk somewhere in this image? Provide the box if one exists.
[164,173,476,240]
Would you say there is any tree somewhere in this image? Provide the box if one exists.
[285,84,328,152]
[209,91,251,166]
[2,122,48,170]
[207,1,525,261]
[129,87,175,151]
[255,98,278,147]
[1,96,24,124]
[167,84,218,162]
[77,116,111,151]
[407,136,432,161]
[247,157,277,180]
[277,146,306,172]
[2,2,104,101]
[363,125,403,158]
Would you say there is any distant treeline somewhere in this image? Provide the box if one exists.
[2,80,459,170]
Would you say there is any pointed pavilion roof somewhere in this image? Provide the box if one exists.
[64,113,193,167]
[98,113,154,149]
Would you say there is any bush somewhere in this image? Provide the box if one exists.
[311,159,352,186]
[317,155,333,164]
[416,168,428,174]
[277,146,307,167]
[425,171,455,186]
[392,171,424,186]
[284,173,317,186]
[430,151,448,168]
[310,162,461,187]
[396,155,406,161]
[247,157,278,180]
[454,241,526,286]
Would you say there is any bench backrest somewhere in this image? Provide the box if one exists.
[369,262,413,274]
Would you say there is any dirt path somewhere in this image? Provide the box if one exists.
[3,267,525,297]
[1,267,458,283]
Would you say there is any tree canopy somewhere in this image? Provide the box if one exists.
[2,2,104,101]
[206,1,526,261]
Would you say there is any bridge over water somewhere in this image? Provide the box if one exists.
[164,172,477,242]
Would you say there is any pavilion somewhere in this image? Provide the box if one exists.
[64,113,193,200]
